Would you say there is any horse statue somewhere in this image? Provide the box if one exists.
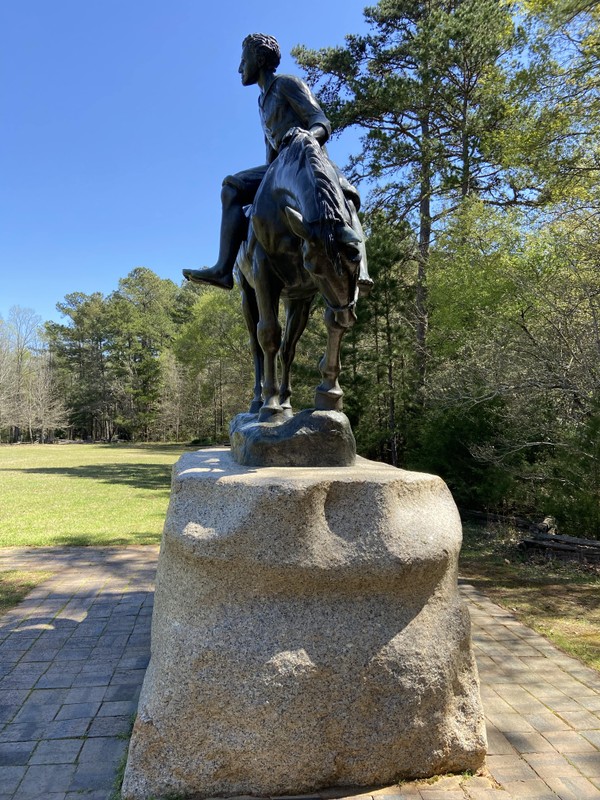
[234,129,366,422]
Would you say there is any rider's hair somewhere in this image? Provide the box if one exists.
[242,33,281,71]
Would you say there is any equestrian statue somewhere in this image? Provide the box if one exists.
[184,33,371,422]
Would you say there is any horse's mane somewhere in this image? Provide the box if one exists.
[286,133,348,225]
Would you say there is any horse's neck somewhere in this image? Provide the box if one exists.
[277,147,345,224]
[275,157,319,220]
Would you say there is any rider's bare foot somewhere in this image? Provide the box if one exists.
[358,277,374,297]
[182,266,234,290]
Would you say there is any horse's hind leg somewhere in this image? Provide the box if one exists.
[315,306,351,411]
[280,296,313,416]
[239,274,263,414]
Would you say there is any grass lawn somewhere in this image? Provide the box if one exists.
[0,442,192,547]
[460,523,600,672]
[0,570,54,615]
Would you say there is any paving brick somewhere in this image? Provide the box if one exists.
[524,712,571,733]
[21,647,61,663]
[118,654,150,670]
[68,760,119,791]
[503,730,557,753]
[0,739,37,765]
[492,686,546,715]
[463,788,513,799]
[34,672,75,689]
[44,717,90,739]
[13,701,61,723]
[543,730,599,753]
[55,647,94,662]
[539,774,600,799]
[522,750,582,778]
[565,752,600,778]
[580,697,600,713]
[481,693,515,715]
[97,699,137,716]
[0,689,30,705]
[389,788,423,798]
[55,701,101,720]
[17,763,76,796]
[486,712,537,733]
[70,672,112,688]
[64,685,107,704]
[29,737,84,764]
[0,704,19,724]
[582,730,600,749]
[0,721,47,742]
[501,778,562,798]
[103,682,140,702]
[78,734,128,763]
[559,710,600,730]
[0,764,27,792]
[26,688,68,705]
[486,754,538,783]
[87,713,132,737]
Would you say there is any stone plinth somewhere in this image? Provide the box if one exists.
[122,448,486,800]
[230,409,356,467]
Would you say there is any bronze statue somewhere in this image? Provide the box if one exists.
[184,33,370,420]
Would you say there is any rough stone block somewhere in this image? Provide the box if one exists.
[122,448,486,799]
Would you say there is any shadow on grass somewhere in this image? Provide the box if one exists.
[49,532,161,546]
[2,462,173,491]
[94,442,196,454]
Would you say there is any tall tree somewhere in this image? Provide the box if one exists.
[107,268,179,440]
[46,292,114,440]
[294,0,519,394]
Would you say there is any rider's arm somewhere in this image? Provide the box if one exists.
[279,75,332,144]
[309,124,329,145]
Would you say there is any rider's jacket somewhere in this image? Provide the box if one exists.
[258,73,331,163]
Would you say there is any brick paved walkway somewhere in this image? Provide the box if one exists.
[0,548,599,800]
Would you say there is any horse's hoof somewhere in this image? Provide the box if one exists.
[258,405,285,423]
[315,388,343,412]
[248,400,263,414]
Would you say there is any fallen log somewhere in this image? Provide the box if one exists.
[519,531,600,563]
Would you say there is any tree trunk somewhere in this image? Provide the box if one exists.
[416,112,432,400]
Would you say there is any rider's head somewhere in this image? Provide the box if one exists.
[242,33,281,72]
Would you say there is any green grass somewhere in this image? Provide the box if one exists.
[0,443,192,547]
[460,523,600,672]
[0,570,54,614]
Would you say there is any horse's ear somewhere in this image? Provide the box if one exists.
[285,207,309,241]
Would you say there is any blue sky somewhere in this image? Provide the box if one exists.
[1,1,369,325]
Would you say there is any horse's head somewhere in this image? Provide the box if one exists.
[285,206,362,328]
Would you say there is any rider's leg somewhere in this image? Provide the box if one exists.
[183,182,248,290]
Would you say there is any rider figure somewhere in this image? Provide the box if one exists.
[184,33,371,292]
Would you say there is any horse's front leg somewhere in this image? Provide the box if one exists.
[254,248,283,421]
[315,306,353,411]
[279,296,313,417]
[239,274,263,414]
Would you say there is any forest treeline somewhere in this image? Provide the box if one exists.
[2,0,600,537]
